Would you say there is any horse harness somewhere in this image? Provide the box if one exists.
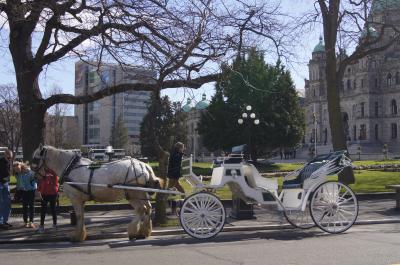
[64,156,150,200]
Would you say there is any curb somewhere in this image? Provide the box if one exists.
[2,218,400,245]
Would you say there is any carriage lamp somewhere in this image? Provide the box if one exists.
[106,145,114,162]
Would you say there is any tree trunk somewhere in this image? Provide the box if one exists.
[9,20,46,162]
[18,80,46,162]
[324,30,355,184]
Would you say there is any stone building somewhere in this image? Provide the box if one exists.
[304,1,400,156]
[182,94,212,161]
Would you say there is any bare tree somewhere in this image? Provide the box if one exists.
[300,0,400,183]
[0,0,289,160]
[45,85,72,148]
[0,84,21,153]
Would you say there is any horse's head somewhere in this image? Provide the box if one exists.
[31,144,48,180]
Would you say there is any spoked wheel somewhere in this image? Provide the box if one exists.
[310,181,358,234]
[284,201,315,229]
[179,192,226,239]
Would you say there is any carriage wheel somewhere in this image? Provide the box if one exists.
[179,192,225,239]
[310,181,358,234]
[284,201,315,229]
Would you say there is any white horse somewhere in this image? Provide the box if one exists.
[31,145,161,242]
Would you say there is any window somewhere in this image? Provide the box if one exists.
[359,124,367,140]
[391,123,397,139]
[353,79,357,90]
[88,128,100,139]
[375,102,379,117]
[347,79,351,90]
[375,124,379,140]
[360,102,365,118]
[387,73,393,86]
[391,99,397,115]
[353,125,357,141]
[396,72,400,85]
[375,78,379,88]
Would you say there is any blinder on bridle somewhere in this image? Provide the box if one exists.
[31,145,48,174]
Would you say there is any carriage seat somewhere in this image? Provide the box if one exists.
[282,151,347,189]
[242,164,278,191]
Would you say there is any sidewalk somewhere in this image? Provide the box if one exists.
[1,199,399,244]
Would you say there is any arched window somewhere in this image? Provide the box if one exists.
[391,99,397,115]
[375,102,379,117]
[353,79,357,90]
[375,124,379,140]
[396,72,400,85]
[387,73,393,86]
[347,79,351,90]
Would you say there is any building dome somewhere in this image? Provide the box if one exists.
[313,36,325,53]
[361,26,379,39]
[182,98,193,112]
[195,93,210,110]
[372,0,400,12]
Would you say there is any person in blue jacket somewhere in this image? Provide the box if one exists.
[13,162,37,228]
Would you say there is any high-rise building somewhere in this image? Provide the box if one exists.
[304,1,400,155]
[74,61,154,149]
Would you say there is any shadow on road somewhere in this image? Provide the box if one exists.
[109,229,333,249]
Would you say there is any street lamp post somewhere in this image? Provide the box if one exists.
[238,105,260,162]
[231,105,258,220]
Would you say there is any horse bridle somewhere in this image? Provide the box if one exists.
[31,146,48,178]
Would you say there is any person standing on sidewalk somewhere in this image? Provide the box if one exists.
[167,142,185,214]
[13,162,37,228]
[0,150,13,229]
[37,168,59,233]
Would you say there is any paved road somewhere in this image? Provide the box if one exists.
[1,223,399,265]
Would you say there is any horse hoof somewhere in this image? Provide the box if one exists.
[129,235,146,240]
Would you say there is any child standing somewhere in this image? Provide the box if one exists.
[37,168,59,233]
[13,162,37,228]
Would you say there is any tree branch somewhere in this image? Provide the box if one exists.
[44,73,221,107]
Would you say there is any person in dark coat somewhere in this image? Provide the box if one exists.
[0,150,13,229]
[167,142,185,194]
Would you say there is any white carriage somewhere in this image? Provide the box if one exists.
[178,151,359,239]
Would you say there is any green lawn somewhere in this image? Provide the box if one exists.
[351,170,400,193]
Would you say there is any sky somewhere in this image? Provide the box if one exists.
[0,0,318,109]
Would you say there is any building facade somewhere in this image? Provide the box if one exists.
[304,1,400,155]
[182,94,212,161]
[75,61,154,149]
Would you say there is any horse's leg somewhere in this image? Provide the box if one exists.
[65,186,87,242]
[127,200,152,240]
[138,200,152,238]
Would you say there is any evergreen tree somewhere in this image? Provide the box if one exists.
[198,48,304,160]
[140,95,187,158]
[110,114,130,149]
